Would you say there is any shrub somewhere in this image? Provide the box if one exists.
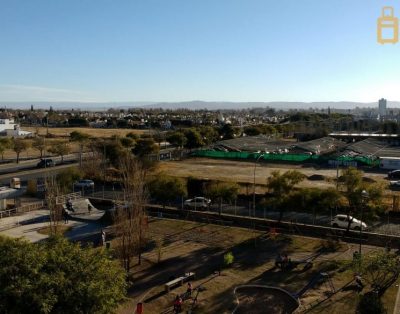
[223,252,234,268]
[357,292,386,314]
[26,180,37,197]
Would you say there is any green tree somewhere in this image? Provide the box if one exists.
[206,181,239,215]
[340,168,385,232]
[198,126,219,145]
[70,131,90,166]
[0,236,126,314]
[133,137,159,157]
[48,140,70,163]
[56,167,82,193]
[354,251,400,295]
[266,170,306,222]
[166,131,187,148]
[244,126,262,136]
[12,138,30,163]
[148,174,187,208]
[126,132,139,140]
[219,123,236,140]
[32,136,46,158]
[0,137,11,160]
[183,128,204,149]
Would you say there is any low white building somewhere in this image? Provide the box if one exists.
[0,119,32,137]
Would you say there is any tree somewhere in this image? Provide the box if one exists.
[166,131,187,148]
[357,292,386,314]
[120,137,135,149]
[32,136,46,158]
[148,174,187,208]
[183,128,204,149]
[0,138,11,160]
[133,137,159,157]
[339,168,385,232]
[266,170,306,222]
[354,251,400,296]
[219,123,235,140]
[48,140,70,163]
[113,154,148,270]
[198,126,219,145]
[244,126,262,136]
[205,181,239,215]
[56,167,82,193]
[12,138,30,163]
[0,236,126,314]
[70,131,90,166]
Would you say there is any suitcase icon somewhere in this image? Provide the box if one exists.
[377,6,398,44]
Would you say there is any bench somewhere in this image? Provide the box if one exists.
[164,272,195,292]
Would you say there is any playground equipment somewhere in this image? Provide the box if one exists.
[293,272,335,299]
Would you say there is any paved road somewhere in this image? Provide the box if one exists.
[0,162,79,185]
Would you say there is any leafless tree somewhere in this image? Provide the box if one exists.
[113,154,148,272]
[45,175,62,235]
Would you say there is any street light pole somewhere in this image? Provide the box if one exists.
[359,189,369,255]
[253,154,264,217]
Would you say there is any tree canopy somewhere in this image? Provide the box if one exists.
[0,236,126,314]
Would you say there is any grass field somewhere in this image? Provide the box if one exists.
[115,218,396,314]
[24,126,145,138]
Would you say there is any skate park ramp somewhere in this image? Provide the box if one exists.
[65,198,105,221]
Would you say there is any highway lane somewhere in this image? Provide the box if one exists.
[0,162,79,185]
[0,154,80,175]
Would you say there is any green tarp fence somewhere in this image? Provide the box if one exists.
[191,150,379,167]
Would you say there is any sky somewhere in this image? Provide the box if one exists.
[0,0,400,103]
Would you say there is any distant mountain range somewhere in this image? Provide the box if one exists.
[0,100,399,110]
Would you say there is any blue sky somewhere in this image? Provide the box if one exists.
[0,0,399,103]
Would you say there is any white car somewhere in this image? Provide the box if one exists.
[184,197,211,210]
[331,214,367,230]
[74,179,95,189]
[390,181,400,188]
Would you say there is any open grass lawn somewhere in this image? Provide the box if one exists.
[24,126,145,138]
[115,218,397,314]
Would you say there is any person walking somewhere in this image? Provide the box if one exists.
[62,208,68,224]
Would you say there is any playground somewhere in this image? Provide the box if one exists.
[116,218,400,314]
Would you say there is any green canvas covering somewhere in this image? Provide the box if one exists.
[191,150,379,166]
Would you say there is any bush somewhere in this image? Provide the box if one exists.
[357,292,386,314]
[26,180,37,197]
[223,252,234,268]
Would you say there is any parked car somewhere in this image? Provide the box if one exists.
[74,179,95,189]
[390,180,400,188]
[184,197,211,210]
[331,214,367,230]
[388,169,400,179]
[36,158,54,168]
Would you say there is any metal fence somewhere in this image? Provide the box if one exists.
[0,201,45,219]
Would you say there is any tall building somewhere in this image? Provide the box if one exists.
[379,98,387,117]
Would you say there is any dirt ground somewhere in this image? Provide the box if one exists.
[157,158,389,189]
[115,218,395,314]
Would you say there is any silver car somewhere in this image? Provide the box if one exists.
[184,197,211,210]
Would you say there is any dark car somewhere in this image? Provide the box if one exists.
[36,158,54,168]
[388,170,400,179]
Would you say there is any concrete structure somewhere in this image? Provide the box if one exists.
[0,119,32,137]
[0,186,23,210]
[379,98,387,117]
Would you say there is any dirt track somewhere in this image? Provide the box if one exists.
[158,158,388,189]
